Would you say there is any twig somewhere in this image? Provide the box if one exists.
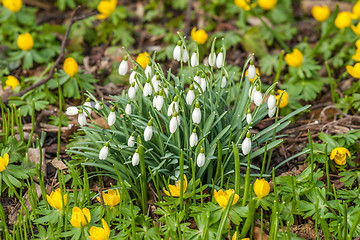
[3,7,97,104]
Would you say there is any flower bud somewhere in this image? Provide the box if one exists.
[118,56,128,75]
[242,132,252,155]
[186,85,195,105]
[99,142,109,160]
[221,76,227,88]
[17,33,34,51]
[152,74,161,92]
[145,64,152,78]
[254,87,262,106]
[192,102,201,124]
[248,61,256,79]
[200,75,207,92]
[66,106,78,116]
[268,94,276,110]
[208,53,216,67]
[216,50,224,68]
[253,178,270,199]
[182,48,188,63]
[128,134,135,147]
[144,121,153,141]
[128,83,137,99]
[246,109,252,124]
[108,108,116,126]
[83,99,92,115]
[197,147,205,167]
[189,129,198,147]
[169,115,178,134]
[125,102,132,115]
[129,70,136,84]
[78,111,86,126]
[173,42,182,61]
[155,91,164,111]
[95,102,103,110]
[191,51,198,67]
[132,150,140,166]
[63,57,78,77]
[143,80,152,97]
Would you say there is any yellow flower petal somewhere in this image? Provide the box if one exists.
[2,0,22,12]
[258,0,277,11]
[312,5,331,22]
[136,52,150,69]
[285,49,303,67]
[163,175,188,197]
[253,178,270,199]
[191,28,208,45]
[63,57,79,77]
[17,33,34,51]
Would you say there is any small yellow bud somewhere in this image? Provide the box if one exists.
[258,0,277,11]
[335,12,355,29]
[312,5,331,22]
[191,28,208,45]
[46,188,67,210]
[97,0,117,20]
[136,52,150,69]
[17,33,34,51]
[284,49,303,67]
[214,189,239,208]
[70,207,91,228]
[2,0,22,12]
[63,57,79,77]
[253,178,270,199]
[4,75,20,90]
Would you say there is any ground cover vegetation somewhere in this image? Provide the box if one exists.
[0,0,360,239]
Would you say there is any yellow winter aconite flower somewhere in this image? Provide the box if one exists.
[258,0,277,11]
[253,178,270,199]
[96,0,117,20]
[335,12,354,29]
[4,75,20,90]
[89,218,110,240]
[353,1,360,19]
[46,188,68,210]
[0,153,9,172]
[191,28,208,45]
[70,207,91,228]
[330,147,351,165]
[312,5,331,22]
[163,175,187,197]
[63,57,79,77]
[96,189,120,208]
[275,90,289,108]
[346,63,360,78]
[17,33,34,51]
[2,0,22,12]
[351,23,360,36]
[136,52,150,69]
[245,67,260,83]
[232,233,250,240]
[284,49,303,67]
[214,189,239,208]
[234,0,255,11]
[352,48,360,61]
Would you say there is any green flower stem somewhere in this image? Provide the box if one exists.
[325,144,331,194]
[315,198,320,240]
[269,168,279,240]
[326,61,338,103]
[56,71,62,160]
[26,100,35,151]
[0,97,8,143]
[308,130,314,184]
[137,136,148,214]
[179,149,184,210]
[191,158,196,204]
[259,142,268,179]
[240,198,255,239]
[232,142,240,195]
[242,154,251,206]
[214,139,223,186]
[10,105,14,137]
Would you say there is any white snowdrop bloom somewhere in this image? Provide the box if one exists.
[191,51,198,67]
[246,112,252,124]
[167,96,179,116]
[143,81,153,97]
[125,102,132,115]
[242,132,252,155]
[153,95,158,108]
[83,99,92,115]
[268,94,276,110]
[118,56,128,75]
[129,70,136,84]
[192,102,201,124]
[200,76,207,92]
[152,75,161,93]
[95,102,103,110]
[66,106,78,116]
[189,129,198,147]
[128,135,135,147]
[99,143,109,160]
[169,115,178,134]
[78,111,87,126]
[144,122,153,141]
[145,64,152,78]
[194,73,201,89]
[249,85,256,101]
[132,151,140,166]
[173,43,182,61]
[128,83,137,99]
[182,48,188,63]
[254,90,262,107]
[268,107,276,118]
[186,85,195,105]
[163,85,169,97]
[197,148,206,167]
[155,92,164,111]
[248,61,256,79]
[176,115,180,125]
[108,108,116,126]
[221,76,227,88]
[216,51,224,68]
[208,52,216,67]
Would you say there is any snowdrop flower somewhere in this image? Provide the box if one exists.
[143,79,153,97]
[66,106,78,116]
[191,50,198,67]
[108,107,116,126]
[248,61,256,80]
[152,74,161,92]
[246,109,252,124]
[176,114,180,125]
[197,147,205,167]
[208,52,216,67]
[216,49,224,68]
[192,101,201,124]
[169,113,178,134]
[189,128,198,147]
[125,101,132,115]
[163,84,169,97]
[153,93,158,108]
[268,107,276,118]
[99,142,109,160]
[144,120,153,141]
[78,109,87,126]
[118,56,128,75]
[132,149,140,166]
[83,99,92,115]
[95,101,103,110]
[249,85,256,101]
[128,134,135,147]
[129,68,137,85]
[267,91,276,110]
[182,48,188,63]
[242,132,252,155]
[194,72,201,89]
[168,96,179,116]
[155,90,164,111]
[186,84,195,105]
[173,41,182,61]
[145,62,152,78]
[128,82,137,99]
[221,76,227,88]
[254,86,262,107]
[200,74,207,92]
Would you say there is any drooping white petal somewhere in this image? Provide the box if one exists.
[189,132,198,147]
[155,95,164,111]
[78,113,87,126]
[128,136,135,147]
[66,106,78,116]
[216,52,224,68]
[242,137,252,155]
[192,108,201,124]
[169,117,178,134]
[182,49,188,63]
[197,153,205,167]
[143,82,153,97]
[267,95,276,110]
[125,104,132,115]
[132,152,140,166]
[144,125,153,141]
[194,75,201,89]
[248,65,256,79]
[129,71,136,84]
[173,45,181,61]
[108,111,116,126]
[254,90,262,106]
[118,60,128,75]
[83,101,92,115]
[200,78,207,92]
[221,76,227,88]
[95,102,103,110]
[152,76,160,92]
[145,65,152,78]
[208,53,216,67]
[128,86,136,99]
[167,101,179,116]
[191,52,198,67]
[246,113,252,124]
[268,107,276,118]
[153,96,157,108]
[99,145,109,160]
[186,90,195,105]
